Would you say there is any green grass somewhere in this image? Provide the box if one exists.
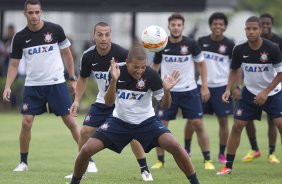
[0,113,281,184]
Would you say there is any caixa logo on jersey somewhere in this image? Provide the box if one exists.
[244,65,269,72]
[28,45,54,55]
[164,56,189,63]
[117,90,145,100]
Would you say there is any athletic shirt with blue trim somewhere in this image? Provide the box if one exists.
[153,36,204,92]
[197,35,235,87]
[232,39,282,96]
[10,21,70,86]
[80,43,128,104]
[109,65,163,124]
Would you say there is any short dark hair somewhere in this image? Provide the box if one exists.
[127,39,147,62]
[209,12,228,26]
[24,0,41,10]
[246,16,261,27]
[94,22,111,33]
[260,13,274,24]
[168,13,185,24]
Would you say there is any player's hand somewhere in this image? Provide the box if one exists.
[69,101,79,117]
[254,90,268,106]
[201,85,210,103]
[3,88,11,102]
[163,70,180,91]
[222,91,231,103]
[109,57,120,81]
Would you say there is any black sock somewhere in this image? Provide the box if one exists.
[89,158,94,162]
[202,151,210,161]
[249,138,259,151]
[20,152,28,165]
[269,145,275,155]
[226,154,235,169]
[137,158,149,173]
[185,139,192,150]
[157,155,164,163]
[187,173,199,184]
[219,144,226,155]
[70,176,82,184]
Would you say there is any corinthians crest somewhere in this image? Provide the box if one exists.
[180,45,189,55]
[260,52,269,63]
[218,44,227,54]
[44,32,53,43]
[136,78,146,89]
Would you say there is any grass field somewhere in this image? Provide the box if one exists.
[0,112,281,184]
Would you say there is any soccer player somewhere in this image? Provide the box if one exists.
[65,22,153,181]
[69,42,200,184]
[151,13,215,170]
[194,12,235,164]
[242,13,282,164]
[217,16,282,175]
[2,0,80,171]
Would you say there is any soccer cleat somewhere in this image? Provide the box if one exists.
[216,166,232,175]
[218,154,227,164]
[204,160,215,170]
[242,150,261,162]
[151,160,164,169]
[268,154,280,164]
[141,170,153,181]
[13,162,28,172]
[64,173,86,179]
[87,161,98,173]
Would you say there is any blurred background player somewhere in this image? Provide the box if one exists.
[151,13,215,170]
[217,16,282,175]
[66,22,153,181]
[242,13,282,164]
[2,0,80,172]
[187,12,235,164]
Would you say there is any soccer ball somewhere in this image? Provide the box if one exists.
[141,25,168,52]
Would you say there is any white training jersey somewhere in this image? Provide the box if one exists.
[79,43,128,104]
[231,39,282,96]
[154,36,204,92]
[197,35,235,87]
[10,21,70,86]
[108,66,164,124]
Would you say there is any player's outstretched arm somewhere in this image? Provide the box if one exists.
[104,58,120,106]
[161,70,180,109]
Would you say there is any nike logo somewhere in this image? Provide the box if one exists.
[158,126,164,129]
[92,63,98,66]
[118,80,126,83]
[243,55,249,58]
[203,44,209,47]
[26,39,31,43]
[164,49,170,52]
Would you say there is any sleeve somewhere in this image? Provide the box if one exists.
[230,45,242,69]
[271,44,282,73]
[79,52,92,78]
[153,51,163,64]
[192,39,204,63]
[151,70,164,101]
[56,24,70,49]
[10,34,23,59]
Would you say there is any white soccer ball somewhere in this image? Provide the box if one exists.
[141,25,168,52]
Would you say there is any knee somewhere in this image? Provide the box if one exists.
[232,122,245,133]
[80,127,95,140]
[22,117,33,130]
[80,145,94,158]
[190,119,203,132]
